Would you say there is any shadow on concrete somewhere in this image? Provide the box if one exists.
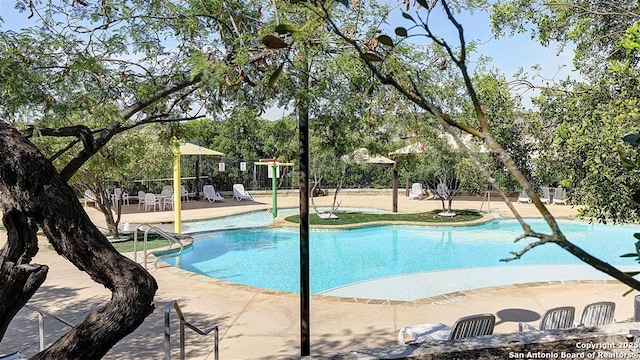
[496,308,541,325]
[0,285,229,360]
[278,325,394,359]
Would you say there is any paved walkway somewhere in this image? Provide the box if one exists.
[1,193,638,359]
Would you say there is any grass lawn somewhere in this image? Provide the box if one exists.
[284,209,483,226]
[110,236,175,253]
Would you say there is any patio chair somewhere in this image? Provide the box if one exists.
[137,191,146,210]
[180,185,190,202]
[112,188,130,207]
[539,187,551,204]
[160,186,173,197]
[203,185,225,203]
[553,187,567,205]
[578,301,615,327]
[233,184,253,201]
[408,183,424,200]
[397,313,495,345]
[517,189,531,204]
[519,306,575,331]
[144,193,161,212]
[163,193,174,210]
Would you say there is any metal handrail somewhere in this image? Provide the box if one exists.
[133,224,184,269]
[24,305,75,351]
[164,301,219,360]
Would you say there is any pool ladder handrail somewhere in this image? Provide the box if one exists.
[24,304,75,351]
[164,300,219,360]
[133,224,184,269]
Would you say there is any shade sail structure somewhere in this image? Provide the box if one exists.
[173,142,224,234]
[342,148,396,165]
[342,148,398,213]
[389,142,428,156]
[178,142,225,157]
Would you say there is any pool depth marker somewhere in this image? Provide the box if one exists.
[254,158,294,218]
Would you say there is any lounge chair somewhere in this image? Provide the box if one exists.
[233,184,253,201]
[397,313,495,344]
[435,182,449,199]
[519,306,575,331]
[539,187,551,204]
[553,187,567,205]
[517,189,531,204]
[0,351,25,360]
[203,185,225,203]
[409,183,424,200]
[578,301,615,327]
[82,190,98,208]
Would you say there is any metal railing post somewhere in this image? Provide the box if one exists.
[37,312,45,351]
[179,320,186,360]
[164,302,172,360]
[164,300,219,360]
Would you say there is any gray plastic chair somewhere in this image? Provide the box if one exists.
[579,301,615,327]
[519,306,575,331]
[398,313,495,344]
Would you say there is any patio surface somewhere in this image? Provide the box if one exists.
[1,192,638,359]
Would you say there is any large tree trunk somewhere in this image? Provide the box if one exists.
[0,122,158,359]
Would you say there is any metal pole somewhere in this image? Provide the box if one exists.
[272,163,278,218]
[298,52,311,356]
[173,138,182,233]
[179,321,186,360]
[392,163,398,213]
[38,312,45,351]
[164,305,172,360]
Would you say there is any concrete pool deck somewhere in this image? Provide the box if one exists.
[2,193,640,359]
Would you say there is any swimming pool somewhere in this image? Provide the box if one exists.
[165,219,640,295]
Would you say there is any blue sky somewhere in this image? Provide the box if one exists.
[384,3,577,106]
[1,1,576,114]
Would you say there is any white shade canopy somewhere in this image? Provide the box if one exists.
[178,143,224,157]
[342,148,396,165]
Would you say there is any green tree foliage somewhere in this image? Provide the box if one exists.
[315,0,640,295]
[491,0,640,222]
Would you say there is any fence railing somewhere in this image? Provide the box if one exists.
[164,301,219,360]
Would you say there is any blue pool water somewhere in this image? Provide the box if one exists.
[165,219,640,293]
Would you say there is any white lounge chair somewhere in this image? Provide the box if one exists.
[398,313,495,344]
[233,184,253,201]
[519,306,575,331]
[435,182,448,199]
[517,189,531,204]
[82,190,97,208]
[539,187,551,204]
[553,187,567,205]
[578,301,615,327]
[409,183,424,200]
[0,351,25,360]
[203,185,225,203]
